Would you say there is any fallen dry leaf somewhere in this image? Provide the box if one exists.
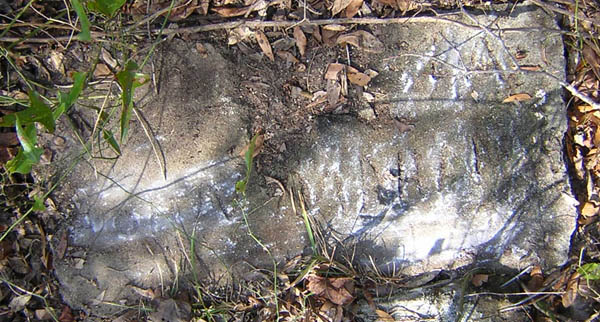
[58,306,74,322]
[325,63,345,80]
[502,93,532,103]
[276,51,299,64]
[101,47,118,69]
[471,274,489,287]
[527,266,544,292]
[244,0,269,17]
[307,91,328,109]
[130,285,155,299]
[228,26,253,45]
[293,26,307,57]
[9,294,31,312]
[336,30,384,53]
[323,24,348,32]
[581,201,598,217]
[255,30,275,61]
[373,0,397,9]
[364,69,379,78]
[48,50,66,76]
[56,231,68,260]
[583,43,600,78]
[169,0,199,20]
[347,66,371,86]
[327,287,353,305]
[195,43,208,58]
[197,0,209,14]
[7,90,28,101]
[94,63,112,79]
[35,308,52,320]
[374,0,416,11]
[562,272,580,308]
[396,0,415,12]
[239,134,265,158]
[212,6,249,17]
[344,0,363,17]
[519,65,541,71]
[306,275,327,295]
[515,50,528,60]
[577,104,596,113]
[594,127,600,146]
[322,28,340,47]
[375,309,395,321]
[306,275,354,306]
[331,0,353,16]
[311,26,322,43]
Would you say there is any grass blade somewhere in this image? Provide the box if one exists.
[71,0,92,41]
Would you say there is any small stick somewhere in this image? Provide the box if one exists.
[133,107,168,181]
[530,0,600,26]
[150,15,558,34]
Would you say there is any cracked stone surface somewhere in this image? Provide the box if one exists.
[39,1,576,316]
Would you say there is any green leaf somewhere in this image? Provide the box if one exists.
[6,115,43,174]
[0,91,54,133]
[6,149,34,174]
[29,91,55,133]
[53,72,87,120]
[33,195,46,211]
[235,134,259,195]
[102,129,121,155]
[71,0,91,41]
[16,115,42,161]
[116,61,149,143]
[88,0,127,17]
[235,180,247,195]
[579,263,600,280]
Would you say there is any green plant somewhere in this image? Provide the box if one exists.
[579,263,600,280]
[235,133,261,195]
[0,72,87,174]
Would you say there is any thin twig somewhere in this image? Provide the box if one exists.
[148,16,564,35]
[530,0,600,26]
[0,31,107,43]
[0,22,75,30]
[124,1,192,32]
[132,107,168,181]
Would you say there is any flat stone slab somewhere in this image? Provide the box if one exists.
[294,6,575,274]
[41,1,576,316]
[45,42,308,315]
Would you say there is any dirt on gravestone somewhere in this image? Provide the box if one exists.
[32,1,577,318]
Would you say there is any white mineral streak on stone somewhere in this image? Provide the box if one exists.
[403,76,414,94]
[69,157,240,245]
[428,75,437,96]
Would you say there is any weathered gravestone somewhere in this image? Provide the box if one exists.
[293,6,575,275]
[41,1,576,316]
